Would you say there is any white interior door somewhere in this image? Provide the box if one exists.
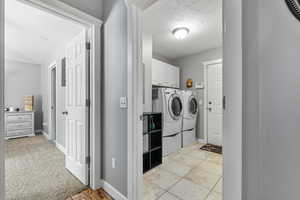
[65,30,88,184]
[207,62,223,146]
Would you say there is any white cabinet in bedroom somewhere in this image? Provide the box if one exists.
[5,111,35,139]
[152,58,180,88]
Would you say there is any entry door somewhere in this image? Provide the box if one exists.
[65,30,89,185]
[207,62,223,146]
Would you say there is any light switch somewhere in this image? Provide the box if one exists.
[120,97,128,108]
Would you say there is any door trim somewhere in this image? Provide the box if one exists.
[0,0,103,196]
[48,62,57,141]
[203,59,223,144]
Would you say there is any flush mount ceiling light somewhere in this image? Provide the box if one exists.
[172,27,190,40]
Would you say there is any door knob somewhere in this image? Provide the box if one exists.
[209,101,212,105]
[208,108,212,112]
[62,111,68,115]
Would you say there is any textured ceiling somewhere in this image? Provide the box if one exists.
[143,0,222,60]
[5,0,84,64]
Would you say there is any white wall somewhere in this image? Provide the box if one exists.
[5,60,42,130]
[173,47,223,139]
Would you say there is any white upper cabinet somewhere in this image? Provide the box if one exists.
[152,59,180,88]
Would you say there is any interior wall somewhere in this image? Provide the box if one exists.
[102,0,128,196]
[57,0,103,19]
[41,44,66,146]
[5,60,42,131]
[223,0,243,199]
[153,53,174,65]
[244,0,300,199]
[173,47,223,140]
[142,33,152,112]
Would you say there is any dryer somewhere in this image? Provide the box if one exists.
[153,88,183,156]
[182,90,198,147]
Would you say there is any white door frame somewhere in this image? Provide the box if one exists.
[203,59,223,144]
[48,62,57,141]
[126,0,243,200]
[0,0,103,195]
[0,0,4,199]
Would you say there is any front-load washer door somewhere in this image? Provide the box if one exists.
[168,93,183,120]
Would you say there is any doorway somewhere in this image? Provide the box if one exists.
[127,0,243,199]
[0,0,102,199]
[204,59,223,147]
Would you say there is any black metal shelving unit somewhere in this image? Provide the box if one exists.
[143,112,162,173]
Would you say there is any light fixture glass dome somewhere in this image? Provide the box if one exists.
[172,27,190,40]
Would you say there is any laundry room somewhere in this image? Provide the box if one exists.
[142,0,223,200]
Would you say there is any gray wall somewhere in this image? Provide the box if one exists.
[223,0,243,199]
[243,0,300,199]
[143,33,152,112]
[102,0,128,196]
[5,60,43,131]
[173,47,223,139]
[40,45,66,147]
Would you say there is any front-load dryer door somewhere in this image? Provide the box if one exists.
[168,93,183,120]
[188,96,198,117]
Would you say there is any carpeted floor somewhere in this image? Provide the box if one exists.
[5,135,87,200]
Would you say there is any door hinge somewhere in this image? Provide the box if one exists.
[86,42,91,50]
[85,156,91,164]
[223,96,226,110]
[86,99,91,107]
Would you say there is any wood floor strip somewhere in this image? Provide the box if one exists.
[68,188,112,200]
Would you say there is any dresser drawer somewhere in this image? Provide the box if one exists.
[6,114,32,123]
[6,129,33,137]
[6,122,32,131]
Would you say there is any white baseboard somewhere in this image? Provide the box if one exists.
[42,131,50,140]
[198,139,207,144]
[55,142,66,154]
[102,181,127,200]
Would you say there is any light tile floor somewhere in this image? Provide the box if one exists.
[143,142,222,200]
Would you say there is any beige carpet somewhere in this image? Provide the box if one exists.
[5,135,87,200]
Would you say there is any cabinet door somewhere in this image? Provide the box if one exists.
[172,66,180,88]
[152,59,163,86]
[165,63,180,88]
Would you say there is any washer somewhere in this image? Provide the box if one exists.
[182,90,198,147]
[153,88,183,156]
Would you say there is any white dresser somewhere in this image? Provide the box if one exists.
[5,111,35,139]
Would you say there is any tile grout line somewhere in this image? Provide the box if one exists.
[204,176,223,200]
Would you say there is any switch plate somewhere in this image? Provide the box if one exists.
[195,82,204,89]
[120,97,127,108]
[112,158,116,169]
